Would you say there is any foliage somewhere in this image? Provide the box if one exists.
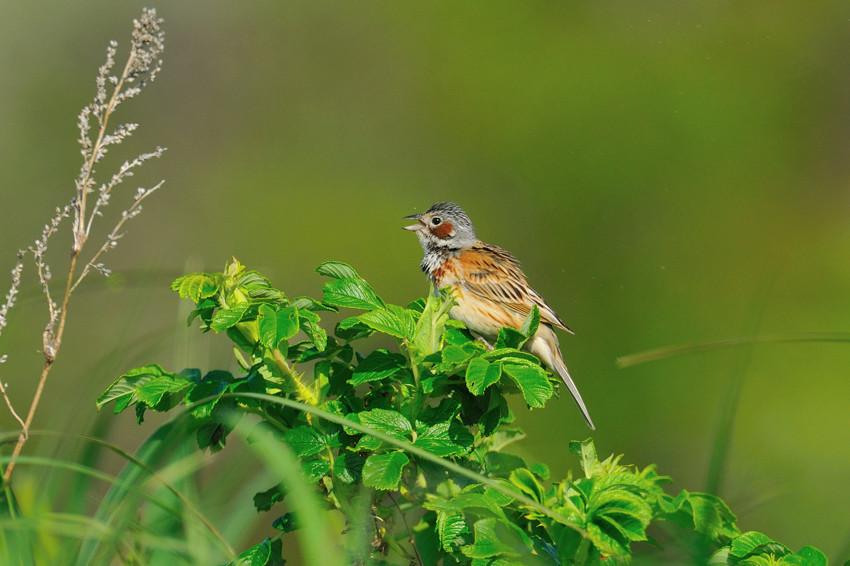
[99,259,830,565]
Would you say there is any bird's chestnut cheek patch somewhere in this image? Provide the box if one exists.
[431,221,454,239]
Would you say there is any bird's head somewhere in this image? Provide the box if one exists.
[403,201,477,251]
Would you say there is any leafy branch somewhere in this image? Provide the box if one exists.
[96,258,831,565]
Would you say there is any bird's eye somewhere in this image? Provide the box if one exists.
[431,217,442,226]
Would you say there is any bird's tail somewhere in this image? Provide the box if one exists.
[550,348,595,430]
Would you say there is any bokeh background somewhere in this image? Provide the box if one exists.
[1,0,849,562]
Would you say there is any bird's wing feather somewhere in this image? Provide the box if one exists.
[457,243,572,333]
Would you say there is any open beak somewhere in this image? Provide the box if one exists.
[402,213,425,232]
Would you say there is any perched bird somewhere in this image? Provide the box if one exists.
[403,201,594,429]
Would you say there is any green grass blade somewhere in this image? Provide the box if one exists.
[615,332,850,368]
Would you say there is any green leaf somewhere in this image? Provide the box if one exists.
[501,364,553,408]
[357,305,416,340]
[359,408,413,436]
[302,458,331,483]
[97,364,174,413]
[135,374,191,407]
[586,522,628,557]
[569,438,602,479]
[730,532,775,558]
[509,468,545,504]
[444,327,474,346]
[519,305,540,339]
[482,349,540,365]
[258,304,299,349]
[322,277,385,310]
[349,349,406,385]
[298,309,328,351]
[334,317,374,341]
[495,327,527,350]
[253,485,285,512]
[414,421,474,457]
[291,295,338,313]
[171,273,217,302]
[417,398,462,427]
[315,261,359,280]
[687,492,739,540]
[229,538,271,566]
[284,426,327,458]
[197,422,228,452]
[272,513,297,534]
[438,512,468,551]
[465,358,502,396]
[794,546,827,566]
[412,291,455,361]
[186,378,230,418]
[461,518,532,559]
[210,303,248,332]
[333,452,365,484]
[361,451,410,491]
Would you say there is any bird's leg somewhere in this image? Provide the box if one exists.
[474,336,495,352]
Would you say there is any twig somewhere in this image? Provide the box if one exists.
[387,492,424,566]
[2,9,165,483]
[71,181,164,293]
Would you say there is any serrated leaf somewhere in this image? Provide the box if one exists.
[417,398,462,427]
[519,305,540,339]
[495,327,527,350]
[322,277,385,310]
[465,358,502,396]
[586,522,628,557]
[357,305,416,340]
[186,377,230,419]
[461,518,532,559]
[509,468,545,504]
[687,492,739,540]
[569,438,602,479]
[135,374,191,407]
[333,452,365,484]
[315,261,359,280]
[359,408,413,436]
[298,309,328,351]
[171,273,217,302]
[730,532,776,558]
[502,364,553,408]
[350,349,406,385]
[438,512,468,551]
[258,304,299,349]
[482,349,540,365]
[413,421,474,457]
[302,458,331,483]
[210,303,248,332]
[444,327,473,346]
[291,295,338,313]
[284,426,327,458]
[97,364,173,413]
[361,451,410,490]
[412,292,455,361]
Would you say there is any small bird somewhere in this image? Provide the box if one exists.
[403,201,594,429]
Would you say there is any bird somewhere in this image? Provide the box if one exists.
[403,201,594,429]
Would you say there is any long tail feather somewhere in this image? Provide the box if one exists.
[551,351,595,430]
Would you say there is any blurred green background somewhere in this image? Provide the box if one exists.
[1,0,849,561]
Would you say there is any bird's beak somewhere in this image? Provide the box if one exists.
[402,214,425,231]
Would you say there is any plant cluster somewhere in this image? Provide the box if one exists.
[98,259,831,565]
